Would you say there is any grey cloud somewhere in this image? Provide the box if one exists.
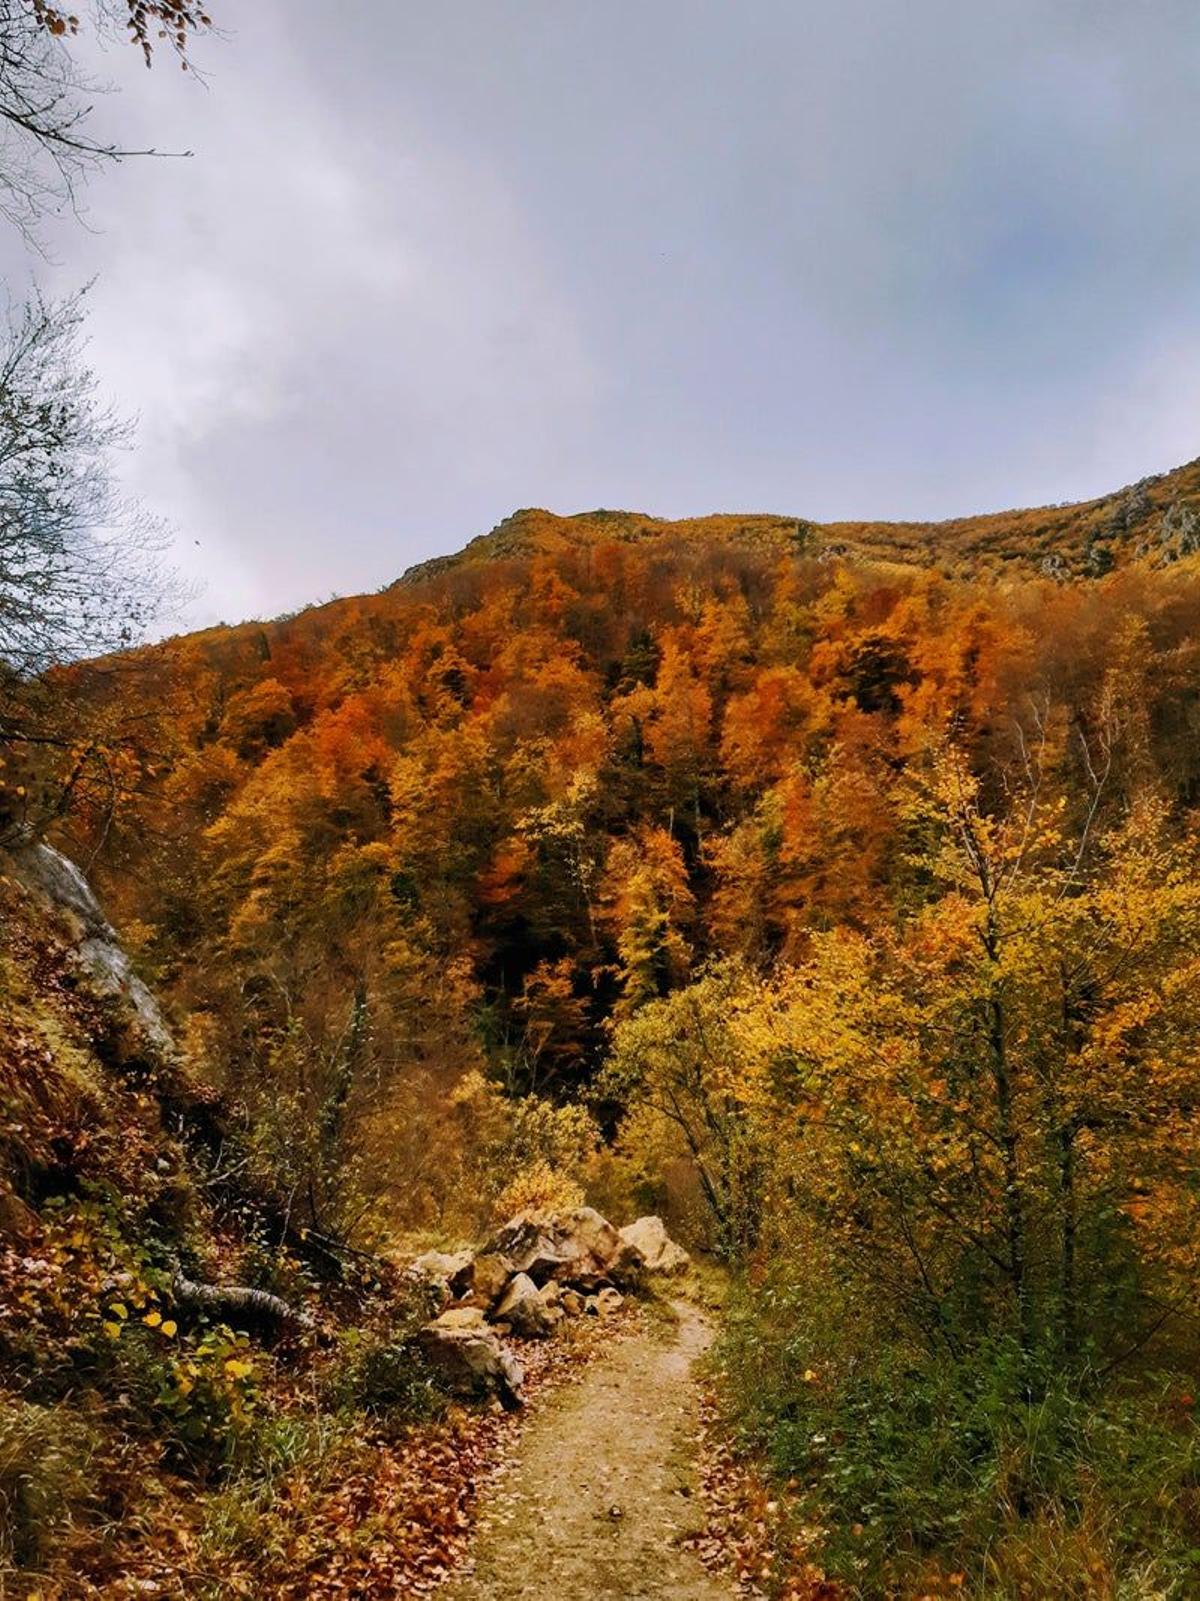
[1,0,1199,627]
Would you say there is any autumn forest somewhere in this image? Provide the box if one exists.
[6,4,1200,1597]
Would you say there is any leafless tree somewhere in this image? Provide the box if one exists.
[0,289,179,678]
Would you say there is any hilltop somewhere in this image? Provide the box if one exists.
[396,455,1200,591]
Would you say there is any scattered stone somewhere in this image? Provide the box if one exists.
[618,1215,690,1276]
[596,1286,624,1316]
[494,1271,561,1338]
[559,1288,586,1317]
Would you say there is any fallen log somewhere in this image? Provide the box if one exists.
[172,1267,314,1330]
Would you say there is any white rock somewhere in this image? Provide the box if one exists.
[618,1216,690,1276]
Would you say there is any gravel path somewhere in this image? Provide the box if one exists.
[441,1300,734,1600]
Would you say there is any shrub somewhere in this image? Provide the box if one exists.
[492,1159,584,1223]
[718,1266,1200,1596]
[330,1327,447,1423]
[97,1319,263,1474]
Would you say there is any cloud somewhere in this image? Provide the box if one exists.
[1,0,1199,626]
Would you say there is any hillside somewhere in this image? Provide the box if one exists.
[397,456,1200,588]
[11,461,1200,1593]
[0,836,693,1597]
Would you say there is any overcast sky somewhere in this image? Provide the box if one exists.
[3,0,1200,628]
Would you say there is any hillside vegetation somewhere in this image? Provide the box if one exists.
[10,466,1200,1593]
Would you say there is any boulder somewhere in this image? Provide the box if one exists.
[618,1216,690,1276]
[463,1251,516,1310]
[563,1206,622,1266]
[412,1248,474,1297]
[595,1286,624,1317]
[486,1206,634,1291]
[416,1318,523,1410]
[493,1271,561,1338]
[484,1215,574,1286]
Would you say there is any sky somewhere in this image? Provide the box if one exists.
[3,0,1200,629]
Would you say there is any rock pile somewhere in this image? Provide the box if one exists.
[410,1207,689,1408]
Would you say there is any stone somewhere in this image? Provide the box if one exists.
[483,1215,574,1286]
[485,1205,632,1291]
[595,1286,624,1317]
[416,1320,524,1410]
[618,1216,690,1276]
[493,1271,561,1338]
[412,1248,475,1297]
[561,1206,622,1266]
[432,1306,487,1331]
[559,1288,585,1317]
[538,1279,562,1308]
[464,1251,516,1309]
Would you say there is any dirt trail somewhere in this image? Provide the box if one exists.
[442,1300,734,1600]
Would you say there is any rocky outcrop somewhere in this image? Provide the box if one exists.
[618,1216,690,1276]
[10,837,178,1063]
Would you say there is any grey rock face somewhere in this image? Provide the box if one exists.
[10,838,177,1061]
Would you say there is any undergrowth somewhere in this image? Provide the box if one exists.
[716,1265,1200,1598]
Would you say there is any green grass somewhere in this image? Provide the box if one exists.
[716,1270,1200,1597]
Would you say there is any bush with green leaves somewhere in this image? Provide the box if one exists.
[718,1264,1200,1596]
[329,1326,447,1423]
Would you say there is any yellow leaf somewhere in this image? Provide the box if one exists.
[143,1310,162,1327]
[102,1321,122,1340]
[159,1320,178,1338]
[109,1302,128,1320]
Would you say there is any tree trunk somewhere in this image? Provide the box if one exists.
[172,1268,313,1329]
[1058,1119,1078,1361]
[985,913,1032,1355]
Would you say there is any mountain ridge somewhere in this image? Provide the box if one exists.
[394,455,1200,592]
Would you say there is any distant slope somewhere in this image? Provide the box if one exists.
[396,457,1200,589]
